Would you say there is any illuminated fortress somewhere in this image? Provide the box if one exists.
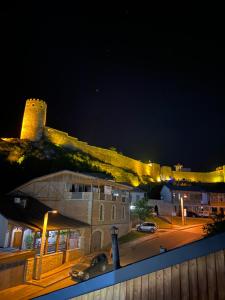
[19,99,225,185]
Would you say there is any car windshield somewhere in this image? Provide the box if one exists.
[143,223,155,226]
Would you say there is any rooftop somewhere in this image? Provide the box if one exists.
[0,192,89,231]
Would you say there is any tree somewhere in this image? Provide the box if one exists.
[133,198,150,223]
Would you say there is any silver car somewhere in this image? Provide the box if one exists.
[136,222,157,233]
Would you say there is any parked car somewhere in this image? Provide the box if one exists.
[198,211,210,218]
[136,222,157,233]
[70,253,109,281]
[186,211,199,218]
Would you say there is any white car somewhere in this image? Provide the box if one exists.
[136,222,157,233]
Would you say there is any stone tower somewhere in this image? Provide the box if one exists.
[20,98,47,141]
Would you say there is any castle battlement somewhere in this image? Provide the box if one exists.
[25,98,47,108]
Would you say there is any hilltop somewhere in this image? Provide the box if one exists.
[0,138,146,193]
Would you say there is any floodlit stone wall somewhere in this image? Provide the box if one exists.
[44,126,161,184]
[172,169,224,183]
[18,99,225,184]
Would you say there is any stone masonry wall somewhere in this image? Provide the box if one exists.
[44,127,160,184]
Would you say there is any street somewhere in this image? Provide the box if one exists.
[0,225,204,300]
[120,225,203,265]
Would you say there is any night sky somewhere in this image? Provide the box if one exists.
[1,4,225,171]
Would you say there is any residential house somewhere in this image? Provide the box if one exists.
[160,183,225,216]
[11,170,133,252]
[0,192,88,287]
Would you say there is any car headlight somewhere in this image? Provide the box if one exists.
[78,271,84,276]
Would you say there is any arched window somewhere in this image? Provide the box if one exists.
[122,205,126,220]
[111,205,116,220]
[99,204,104,221]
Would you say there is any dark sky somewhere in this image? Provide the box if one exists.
[0,4,225,171]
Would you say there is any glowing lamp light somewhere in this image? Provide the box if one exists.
[130,205,136,210]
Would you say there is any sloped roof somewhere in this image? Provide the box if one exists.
[0,192,89,231]
[11,170,133,192]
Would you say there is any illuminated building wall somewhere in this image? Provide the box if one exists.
[19,99,225,184]
[20,99,47,141]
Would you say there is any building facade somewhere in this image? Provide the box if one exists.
[12,170,132,253]
[160,183,225,216]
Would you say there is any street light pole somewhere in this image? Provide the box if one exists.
[180,195,185,226]
[36,210,57,280]
[111,226,121,270]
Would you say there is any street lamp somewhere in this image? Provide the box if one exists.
[111,226,121,270]
[36,210,57,280]
[179,194,185,226]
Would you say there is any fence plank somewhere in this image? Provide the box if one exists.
[141,274,148,300]
[133,276,142,300]
[188,258,198,300]
[126,279,134,300]
[171,264,180,300]
[120,281,127,300]
[87,292,94,300]
[93,289,101,300]
[163,267,172,300]
[100,287,107,300]
[215,250,225,300]
[180,261,189,300]
[156,270,164,300]
[148,272,156,300]
[197,256,208,300]
[105,285,113,300]
[113,283,120,300]
[206,253,217,300]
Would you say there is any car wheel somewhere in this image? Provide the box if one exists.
[101,264,107,272]
[84,273,90,280]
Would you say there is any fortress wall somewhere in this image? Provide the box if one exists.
[172,169,224,183]
[44,127,161,181]
[161,166,173,181]
[43,127,225,184]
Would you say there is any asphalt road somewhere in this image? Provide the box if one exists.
[120,225,204,266]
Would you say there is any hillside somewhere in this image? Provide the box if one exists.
[0,138,146,193]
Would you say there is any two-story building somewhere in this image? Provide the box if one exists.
[11,170,133,253]
[160,183,225,216]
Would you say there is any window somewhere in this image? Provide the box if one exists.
[122,205,126,220]
[111,205,116,220]
[99,204,104,221]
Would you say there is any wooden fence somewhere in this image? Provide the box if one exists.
[34,232,225,300]
[72,249,225,300]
